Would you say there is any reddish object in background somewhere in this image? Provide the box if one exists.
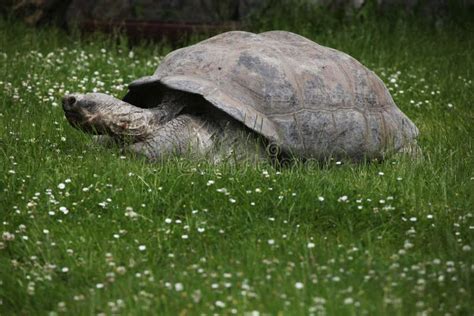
[79,19,241,41]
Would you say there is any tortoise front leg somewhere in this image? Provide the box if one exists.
[124,114,217,160]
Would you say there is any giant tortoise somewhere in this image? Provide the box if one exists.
[62,31,419,162]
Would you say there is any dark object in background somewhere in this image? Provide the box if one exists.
[6,0,262,26]
[9,0,70,26]
[65,0,252,40]
[6,0,264,40]
[4,0,474,40]
[65,0,255,25]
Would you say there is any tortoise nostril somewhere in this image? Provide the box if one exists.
[67,96,76,106]
[62,95,77,110]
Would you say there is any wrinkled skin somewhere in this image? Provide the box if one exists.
[62,92,265,161]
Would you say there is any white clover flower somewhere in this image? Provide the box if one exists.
[116,266,126,275]
[215,300,226,308]
[124,207,138,218]
[216,187,228,193]
[2,232,15,241]
[59,206,69,214]
[404,240,414,249]
[138,245,146,251]
[294,282,304,289]
[307,242,315,249]
[338,195,348,202]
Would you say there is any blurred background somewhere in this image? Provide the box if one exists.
[2,0,473,41]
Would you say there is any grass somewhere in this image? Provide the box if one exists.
[0,14,473,315]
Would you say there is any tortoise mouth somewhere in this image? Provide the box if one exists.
[64,110,104,134]
[64,110,82,122]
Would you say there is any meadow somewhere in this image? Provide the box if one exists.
[0,14,473,315]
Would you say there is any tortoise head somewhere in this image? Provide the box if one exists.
[62,93,128,135]
[62,92,159,140]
